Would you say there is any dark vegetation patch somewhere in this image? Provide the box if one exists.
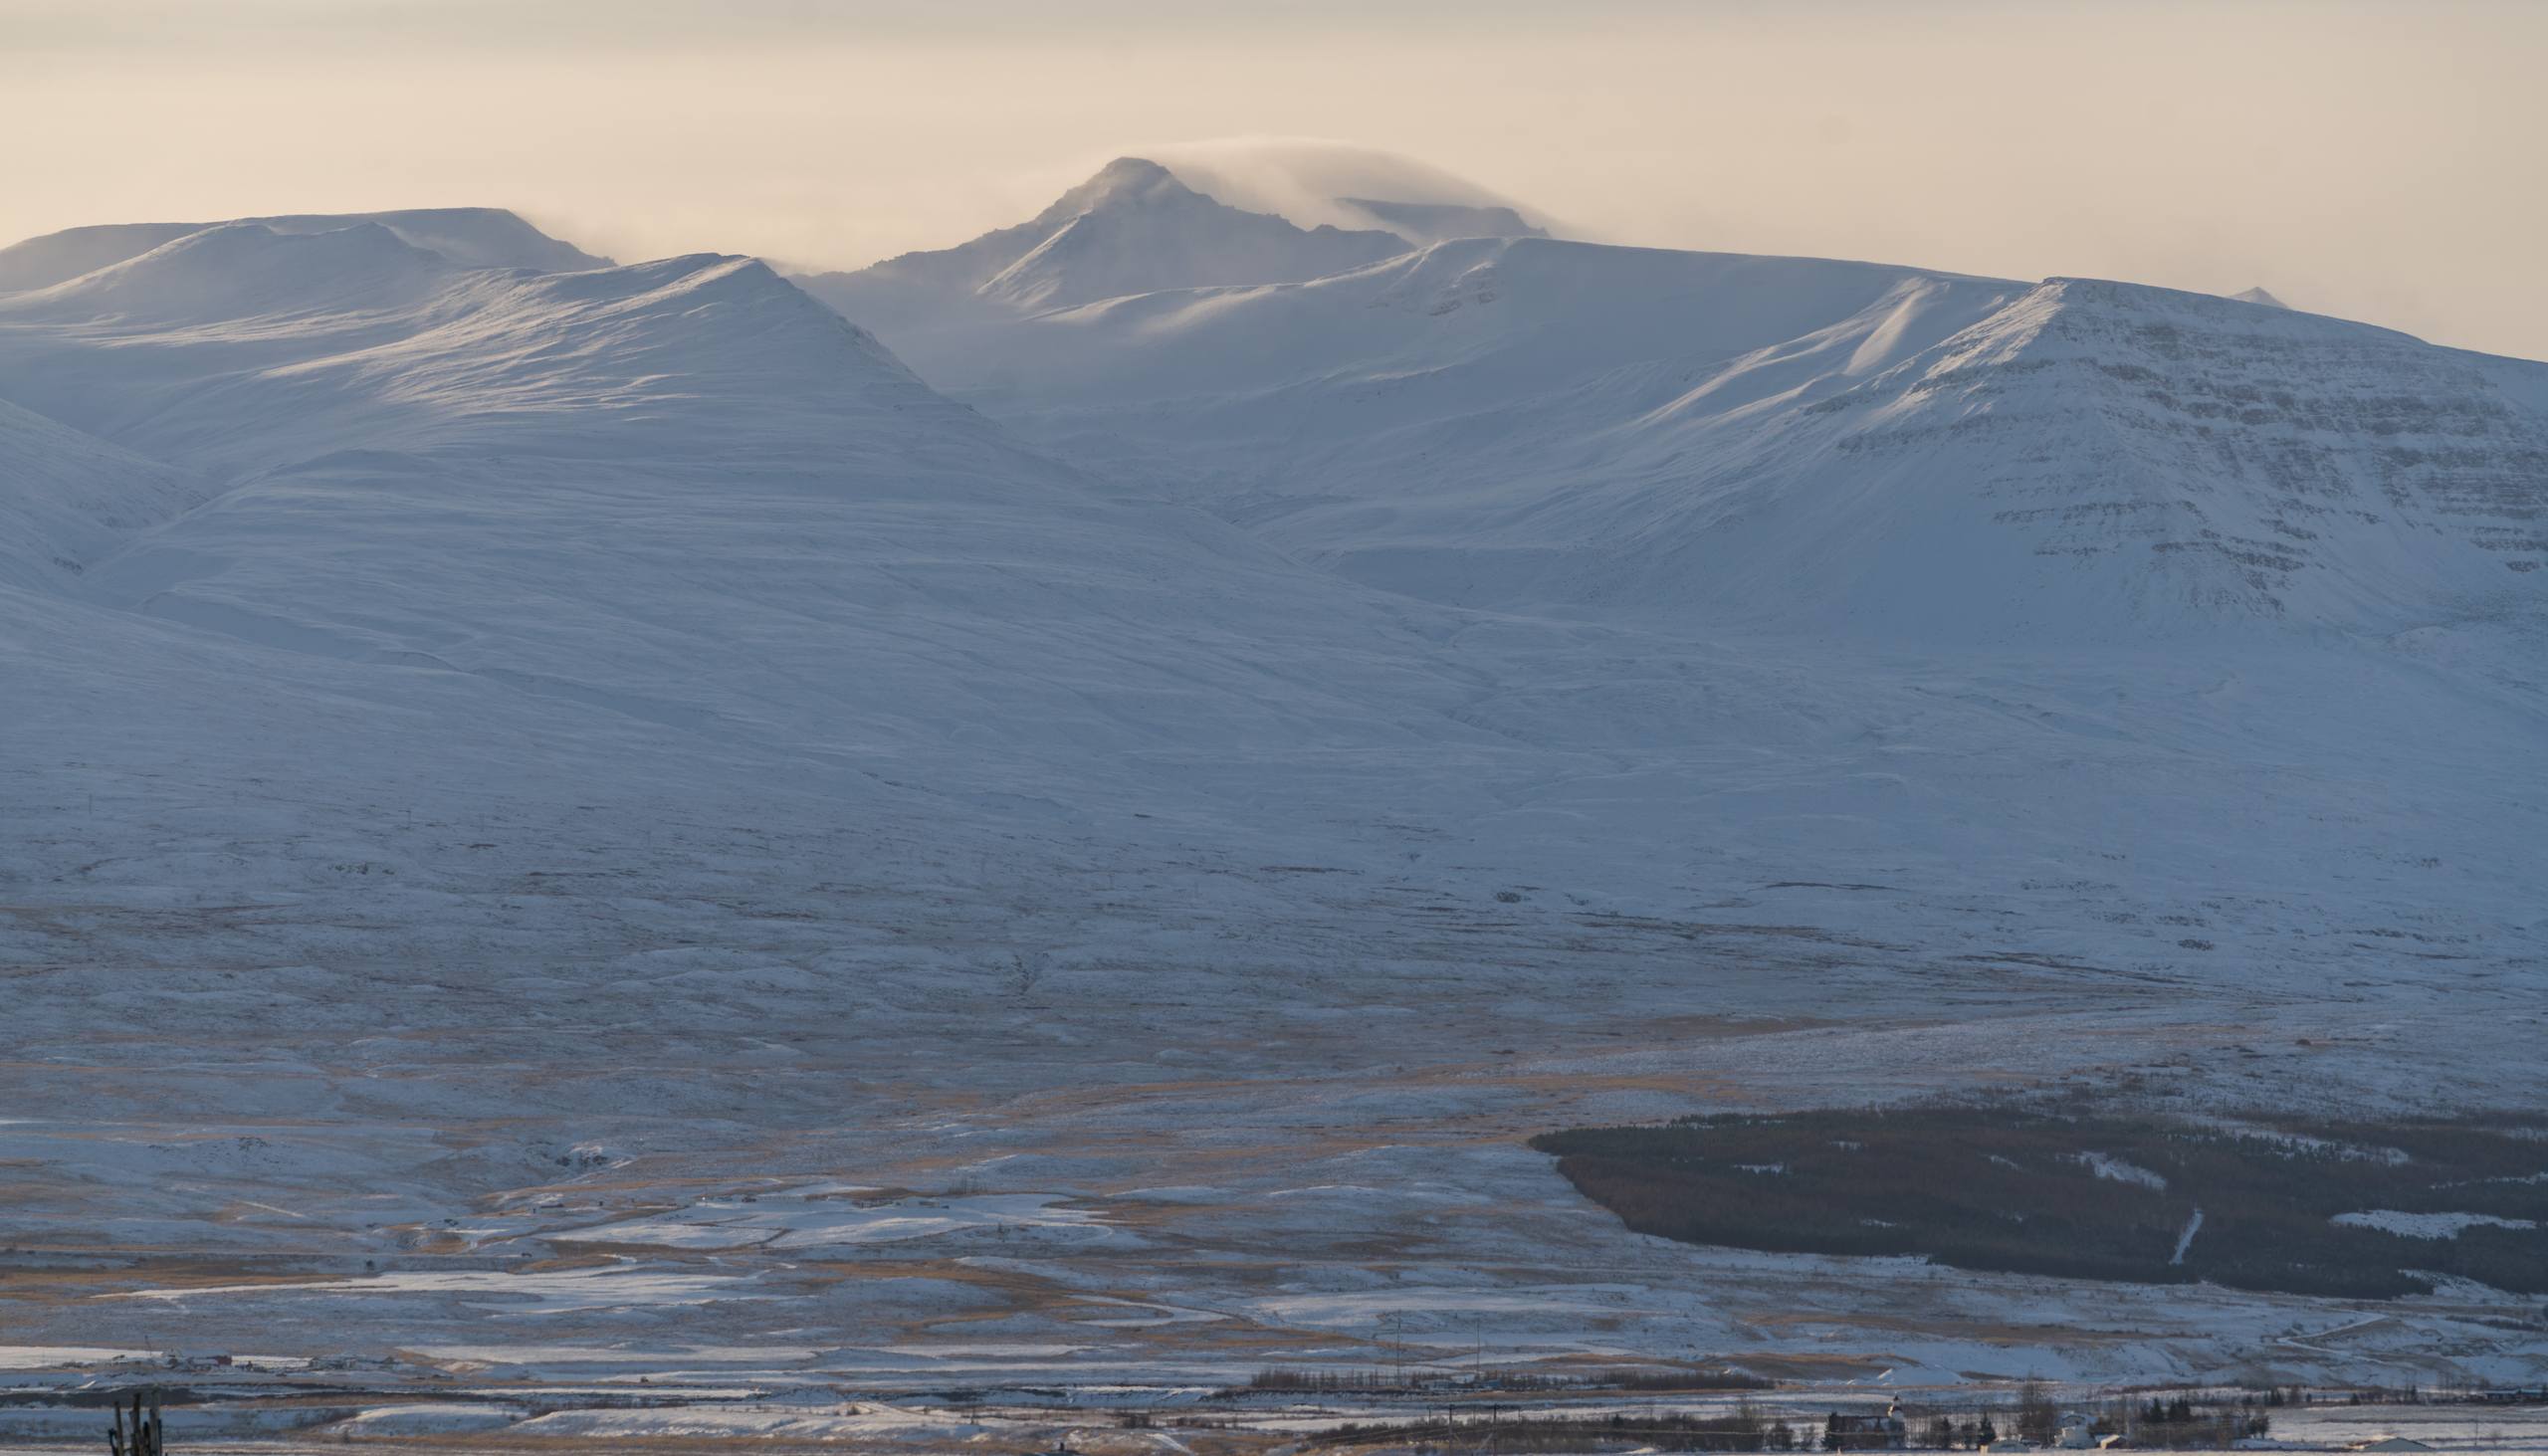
[1530,1105,2547,1299]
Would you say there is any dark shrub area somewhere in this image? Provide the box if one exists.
[1530,1106,2546,1299]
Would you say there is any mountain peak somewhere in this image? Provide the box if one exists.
[790,144,1568,339]
[1031,156,1204,229]
[1108,138,1556,244]
[798,155,1410,326]
[1082,156,1179,196]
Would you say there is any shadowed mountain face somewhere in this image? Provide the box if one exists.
[776,165,2548,640]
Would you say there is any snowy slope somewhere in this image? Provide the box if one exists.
[0,206,608,292]
[0,397,205,591]
[921,236,2014,410]
[1661,277,2548,639]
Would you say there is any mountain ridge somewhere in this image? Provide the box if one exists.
[815,219,2546,640]
[0,235,1018,483]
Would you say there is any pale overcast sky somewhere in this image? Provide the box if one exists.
[5,0,2543,359]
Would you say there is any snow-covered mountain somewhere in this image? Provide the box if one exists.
[0,217,1479,763]
[794,151,1555,338]
[1692,276,2548,638]
[0,206,609,293]
[0,223,1017,479]
[0,195,2543,1392]
[794,157,1410,331]
[851,231,2548,640]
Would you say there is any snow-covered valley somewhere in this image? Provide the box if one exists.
[0,154,2541,1413]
